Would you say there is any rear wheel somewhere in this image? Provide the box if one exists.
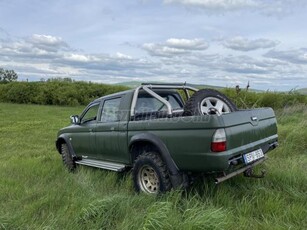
[61,143,76,171]
[133,152,171,194]
[184,89,237,116]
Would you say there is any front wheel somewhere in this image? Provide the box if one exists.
[132,152,172,194]
[61,143,76,172]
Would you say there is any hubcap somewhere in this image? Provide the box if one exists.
[138,165,159,194]
[200,97,231,115]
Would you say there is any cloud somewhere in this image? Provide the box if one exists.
[164,0,258,11]
[1,33,306,90]
[166,38,209,50]
[0,34,158,82]
[143,43,190,57]
[28,34,70,52]
[0,34,72,62]
[264,48,307,65]
[114,52,133,60]
[63,53,92,62]
[164,0,307,16]
[149,50,307,89]
[143,38,208,57]
[223,36,279,51]
[222,55,269,74]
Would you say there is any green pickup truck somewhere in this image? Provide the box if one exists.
[56,83,278,194]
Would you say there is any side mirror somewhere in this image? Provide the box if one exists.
[70,115,79,124]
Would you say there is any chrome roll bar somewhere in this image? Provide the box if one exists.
[130,84,198,118]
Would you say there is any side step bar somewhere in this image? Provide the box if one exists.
[75,159,126,172]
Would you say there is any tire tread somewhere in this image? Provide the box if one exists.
[133,152,172,193]
[61,143,76,171]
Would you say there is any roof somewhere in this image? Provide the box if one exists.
[94,89,134,102]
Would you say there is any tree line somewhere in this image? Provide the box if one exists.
[0,81,128,106]
[0,80,306,108]
[0,67,305,108]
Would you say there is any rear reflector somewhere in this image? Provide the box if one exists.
[211,128,227,152]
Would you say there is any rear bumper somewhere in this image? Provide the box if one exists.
[214,156,267,184]
[177,134,278,172]
[214,140,277,184]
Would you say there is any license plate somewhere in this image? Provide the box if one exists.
[243,149,264,164]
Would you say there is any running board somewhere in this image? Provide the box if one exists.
[75,159,126,172]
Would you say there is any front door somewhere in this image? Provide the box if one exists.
[69,102,100,159]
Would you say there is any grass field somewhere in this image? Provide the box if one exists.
[0,103,306,229]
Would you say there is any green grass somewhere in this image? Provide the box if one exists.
[0,103,306,229]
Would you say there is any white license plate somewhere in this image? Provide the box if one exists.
[243,149,264,164]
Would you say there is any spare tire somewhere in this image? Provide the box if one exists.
[184,89,237,116]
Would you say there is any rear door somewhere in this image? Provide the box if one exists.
[95,97,124,162]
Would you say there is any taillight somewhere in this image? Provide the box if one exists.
[211,128,226,152]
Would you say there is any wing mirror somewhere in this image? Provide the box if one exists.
[70,115,79,124]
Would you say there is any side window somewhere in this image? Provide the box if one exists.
[100,98,121,122]
[81,103,100,123]
[135,92,183,114]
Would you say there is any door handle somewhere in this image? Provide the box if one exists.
[89,128,93,132]
[110,127,115,131]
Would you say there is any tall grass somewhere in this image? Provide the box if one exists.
[222,88,307,110]
[0,103,306,229]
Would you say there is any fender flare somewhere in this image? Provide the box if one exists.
[129,133,184,187]
[55,134,77,159]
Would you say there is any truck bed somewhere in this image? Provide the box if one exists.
[128,108,278,172]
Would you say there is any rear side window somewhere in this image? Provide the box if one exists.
[100,98,121,122]
[135,92,183,114]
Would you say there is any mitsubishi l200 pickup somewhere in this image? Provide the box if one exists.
[56,83,278,194]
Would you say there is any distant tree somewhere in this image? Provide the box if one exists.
[0,68,18,83]
[63,77,74,82]
[47,77,74,82]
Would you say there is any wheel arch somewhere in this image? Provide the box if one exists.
[129,133,184,188]
[55,134,77,159]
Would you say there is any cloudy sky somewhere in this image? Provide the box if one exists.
[1,0,307,90]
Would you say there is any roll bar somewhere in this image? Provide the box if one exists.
[130,84,198,118]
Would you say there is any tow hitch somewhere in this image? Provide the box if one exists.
[215,156,267,184]
[244,168,266,178]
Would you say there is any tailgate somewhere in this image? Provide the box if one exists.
[222,108,278,151]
